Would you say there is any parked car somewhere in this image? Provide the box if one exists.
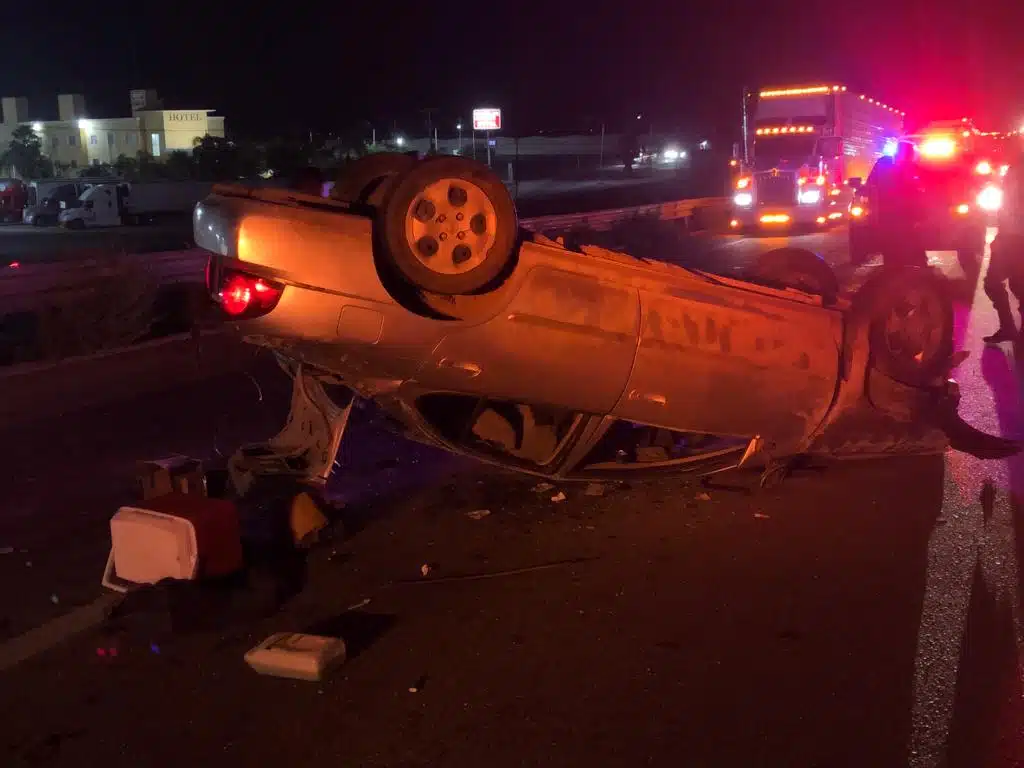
[193,154,1016,491]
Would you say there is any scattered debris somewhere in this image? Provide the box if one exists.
[245,632,348,682]
[532,482,555,494]
[695,492,712,502]
[753,512,770,520]
[466,509,492,520]
[0,546,13,555]
[401,556,599,585]
[345,598,371,612]
[50,595,59,604]
[584,483,606,497]
[551,491,567,503]
[420,563,433,577]
[408,674,428,693]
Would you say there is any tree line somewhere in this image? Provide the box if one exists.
[0,126,382,182]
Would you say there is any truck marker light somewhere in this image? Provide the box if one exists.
[955,203,970,215]
[736,177,751,189]
[760,214,790,224]
[850,206,865,217]
[975,160,993,175]
[734,192,753,207]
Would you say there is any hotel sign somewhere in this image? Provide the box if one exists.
[166,111,206,123]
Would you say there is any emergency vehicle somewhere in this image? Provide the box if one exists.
[732,84,904,231]
[847,124,1002,268]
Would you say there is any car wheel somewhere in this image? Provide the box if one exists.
[331,153,418,207]
[746,247,840,305]
[859,267,955,387]
[378,156,518,296]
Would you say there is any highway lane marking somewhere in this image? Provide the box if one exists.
[0,593,118,673]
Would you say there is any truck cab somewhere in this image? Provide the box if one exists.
[732,85,904,233]
[58,183,130,229]
[24,178,110,226]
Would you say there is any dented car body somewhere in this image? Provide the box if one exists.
[194,156,1016,490]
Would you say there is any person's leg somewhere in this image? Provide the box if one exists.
[1004,235,1024,329]
[984,234,1016,342]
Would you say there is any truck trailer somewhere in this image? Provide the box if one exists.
[58,180,212,229]
[732,84,905,232]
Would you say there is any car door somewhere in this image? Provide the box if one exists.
[613,277,841,448]
[421,264,641,416]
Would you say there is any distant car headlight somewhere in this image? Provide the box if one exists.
[661,148,680,162]
[733,192,753,207]
[977,185,1003,212]
[798,188,822,204]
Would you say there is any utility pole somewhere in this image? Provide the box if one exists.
[741,86,750,166]
[422,108,439,151]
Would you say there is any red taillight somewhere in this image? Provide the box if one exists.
[217,270,284,318]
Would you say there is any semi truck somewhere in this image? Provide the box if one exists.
[58,180,212,229]
[23,178,115,226]
[732,84,905,231]
[0,179,27,223]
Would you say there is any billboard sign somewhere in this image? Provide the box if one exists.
[472,108,501,131]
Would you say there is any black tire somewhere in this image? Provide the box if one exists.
[856,266,955,387]
[746,247,840,305]
[377,156,518,296]
[331,153,418,207]
[66,218,85,230]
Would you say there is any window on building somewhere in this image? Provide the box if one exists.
[107,132,115,146]
[51,136,59,148]
[127,134,136,145]
[70,160,78,169]
[90,134,97,145]
[150,133,160,157]
[68,134,77,146]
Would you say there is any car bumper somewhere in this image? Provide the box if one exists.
[733,204,840,229]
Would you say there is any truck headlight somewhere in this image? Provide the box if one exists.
[734,192,753,207]
[799,189,822,204]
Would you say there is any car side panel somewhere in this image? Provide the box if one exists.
[419,264,641,415]
[614,282,842,447]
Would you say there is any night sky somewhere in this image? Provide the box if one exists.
[7,2,1023,140]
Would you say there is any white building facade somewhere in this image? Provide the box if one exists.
[0,90,225,173]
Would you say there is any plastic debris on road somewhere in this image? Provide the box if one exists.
[584,483,606,497]
[245,632,348,682]
[420,563,433,577]
[0,546,13,555]
[696,492,712,502]
[466,509,492,520]
[551,491,567,503]
[753,512,770,519]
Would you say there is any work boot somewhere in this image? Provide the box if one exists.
[983,326,1018,344]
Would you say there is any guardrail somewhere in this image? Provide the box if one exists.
[1,195,730,313]
[520,196,727,234]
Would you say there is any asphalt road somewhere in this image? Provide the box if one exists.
[2,228,1023,767]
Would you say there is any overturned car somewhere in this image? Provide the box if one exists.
[193,154,1016,493]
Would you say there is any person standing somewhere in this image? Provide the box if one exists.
[982,151,1024,344]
